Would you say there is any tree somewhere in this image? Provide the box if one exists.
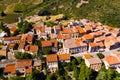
[46,73,57,80]
[14,3,25,13]
[26,70,45,80]
[10,76,25,80]
[73,66,79,79]
[96,71,107,80]
[13,43,19,50]
[43,48,51,54]
[0,11,6,17]
[14,52,32,59]
[77,57,83,64]
[106,69,115,80]
[97,53,104,59]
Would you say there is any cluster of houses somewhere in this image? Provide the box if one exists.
[0,19,120,77]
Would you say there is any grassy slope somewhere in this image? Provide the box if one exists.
[0,0,119,28]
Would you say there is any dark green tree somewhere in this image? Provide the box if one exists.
[0,11,5,17]
[97,53,104,59]
[46,73,57,80]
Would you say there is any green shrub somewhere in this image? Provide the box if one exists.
[14,3,25,13]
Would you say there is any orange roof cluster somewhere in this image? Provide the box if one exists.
[4,64,16,74]
[46,54,58,62]
[58,54,70,60]
[4,36,21,41]
[29,45,38,52]
[16,59,32,68]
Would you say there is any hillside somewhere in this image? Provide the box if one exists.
[0,0,119,27]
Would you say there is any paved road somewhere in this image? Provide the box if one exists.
[71,48,120,58]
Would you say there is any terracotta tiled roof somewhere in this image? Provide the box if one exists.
[89,42,98,47]
[83,34,93,40]
[29,45,38,52]
[41,40,52,47]
[91,31,104,37]
[4,64,16,74]
[41,39,58,47]
[76,26,85,34]
[57,34,70,39]
[83,53,92,59]
[64,38,87,48]
[10,27,17,33]
[97,42,104,47]
[46,54,58,62]
[16,59,32,68]
[58,54,70,60]
[84,25,92,31]
[87,57,102,64]
[104,55,120,65]
[4,36,21,41]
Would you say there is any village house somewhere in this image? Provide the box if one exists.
[53,26,61,34]
[58,54,70,63]
[41,39,58,53]
[103,52,120,70]
[84,25,92,34]
[83,54,102,71]
[4,64,16,78]
[90,31,104,38]
[46,54,58,73]
[49,33,57,39]
[34,26,47,39]
[0,32,6,42]
[29,45,38,55]
[45,26,52,34]
[8,42,16,52]
[18,42,25,53]
[82,34,94,43]
[104,37,120,50]
[61,27,79,38]
[0,46,7,57]
[15,59,32,76]
[89,42,99,52]
[63,38,87,54]
[57,34,71,42]
[75,26,86,37]
[3,36,21,45]
[33,59,42,71]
